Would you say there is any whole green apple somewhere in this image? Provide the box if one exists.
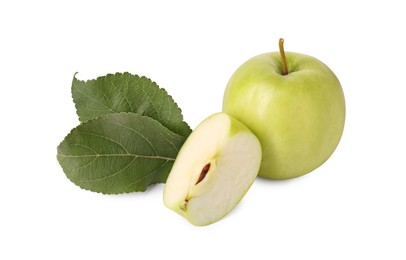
[222,39,345,179]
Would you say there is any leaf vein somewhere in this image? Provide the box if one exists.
[72,80,115,113]
[111,121,158,156]
[57,153,175,161]
[120,160,170,189]
[111,78,134,112]
[80,131,130,154]
[159,132,179,154]
[78,156,138,182]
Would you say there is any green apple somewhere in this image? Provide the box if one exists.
[223,39,345,179]
[163,112,262,226]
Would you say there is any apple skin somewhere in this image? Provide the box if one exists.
[223,52,345,179]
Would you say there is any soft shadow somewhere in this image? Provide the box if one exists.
[254,175,302,187]
[111,183,165,199]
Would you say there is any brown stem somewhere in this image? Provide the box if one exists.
[279,38,288,75]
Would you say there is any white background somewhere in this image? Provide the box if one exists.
[1,0,405,259]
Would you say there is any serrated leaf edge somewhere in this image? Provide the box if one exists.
[71,72,192,135]
[56,112,184,195]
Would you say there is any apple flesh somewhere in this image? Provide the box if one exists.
[163,112,262,226]
[223,47,345,179]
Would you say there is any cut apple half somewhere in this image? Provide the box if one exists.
[164,112,262,226]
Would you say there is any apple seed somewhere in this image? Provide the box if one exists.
[195,163,211,185]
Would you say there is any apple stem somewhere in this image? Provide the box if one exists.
[279,38,288,75]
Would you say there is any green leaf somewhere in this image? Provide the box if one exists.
[57,113,186,194]
[72,72,191,137]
